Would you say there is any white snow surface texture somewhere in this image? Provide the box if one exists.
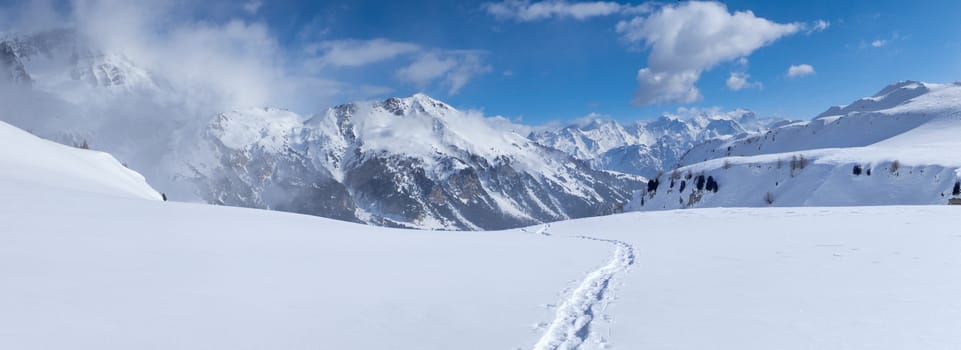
[2,118,961,349]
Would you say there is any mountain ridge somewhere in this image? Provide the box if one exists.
[183,95,644,230]
[630,80,961,211]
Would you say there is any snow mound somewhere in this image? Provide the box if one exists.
[0,120,161,200]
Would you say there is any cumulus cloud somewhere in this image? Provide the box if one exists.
[482,0,651,21]
[726,57,760,91]
[787,64,815,78]
[632,68,701,104]
[871,39,887,47]
[305,39,421,69]
[396,51,492,94]
[726,72,761,91]
[616,1,800,105]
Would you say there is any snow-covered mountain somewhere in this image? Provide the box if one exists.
[0,40,31,85]
[180,95,644,230]
[630,80,961,211]
[531,110,785,178]
[1,29,157,92]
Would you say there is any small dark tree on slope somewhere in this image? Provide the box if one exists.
[852,164,862,176]
[695,175,706,191]
[953,181,961,196]
[764,192,774,205]
[647,178,660,194]
[790,154,808,171]
[679,180,687,193]
[705,176,718,193]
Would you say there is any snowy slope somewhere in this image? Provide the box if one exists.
[0,120,160,200]
[631,81,961,211]
[531,109,783,178]
[184,95,643,230]
[2,121,961,349]
[541,207,961,349]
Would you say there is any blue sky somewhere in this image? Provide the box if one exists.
[7,0,961,124]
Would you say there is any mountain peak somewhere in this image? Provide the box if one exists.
[873,80,926,98]
[817,80,940,118]
[376,93,453,116]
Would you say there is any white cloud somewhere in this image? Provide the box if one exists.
[396,54,458,85]
[396,51,492,94]
[68,0,299,110]
[807,19,830,33]
[305,39,421,69]
[726,72,761,91]
[301,39,492,94]
[243,0,262,15]
[616,1,800,105]
[482,0,651,22]
[787,64,815,78]
[632,68,701,104]
[861,33,902,49]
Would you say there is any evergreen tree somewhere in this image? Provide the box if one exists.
[647,178,660,193]
[706,176,718,193]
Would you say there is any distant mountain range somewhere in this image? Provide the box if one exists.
[182,95,643,230]
[530,109,787,178]
[631,80,961,211]
[6,29,959,229]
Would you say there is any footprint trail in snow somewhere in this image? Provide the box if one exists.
[527,225,637,350]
